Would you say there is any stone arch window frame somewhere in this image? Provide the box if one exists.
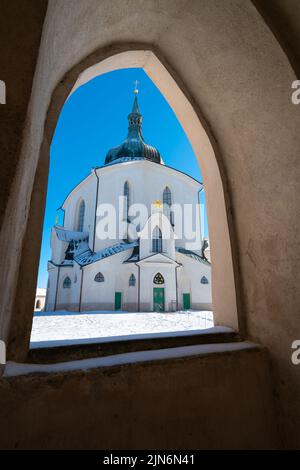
[63,276,72,289]
[94,272,105,283]
[8,49,240,361]
[129,273,136,287]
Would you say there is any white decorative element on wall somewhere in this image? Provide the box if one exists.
[291,80,300,105]
[0,340,6,364]
[0,80,6,104]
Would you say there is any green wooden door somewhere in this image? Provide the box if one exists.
[114,292,122,310]
[153,287,165,312]
[183,293,191,310]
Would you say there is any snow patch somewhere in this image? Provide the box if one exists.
[30,310,214,346]
[30,325,232,350]
[4,342,258,378]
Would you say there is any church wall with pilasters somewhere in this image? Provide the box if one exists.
[79,251,138,311]
[176,253,212,310]
[139,264,177,312]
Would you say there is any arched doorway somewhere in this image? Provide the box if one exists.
[153,272,165,312]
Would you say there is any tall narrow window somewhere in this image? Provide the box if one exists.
[63,276,71,288]
[129,274,136,286]
[124,181,130,221]
[77,200,85,232]
[163,186,172,207]
[163,187,174,225]
[152,226,162,253]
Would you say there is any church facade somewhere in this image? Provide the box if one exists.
[45,91,212,312]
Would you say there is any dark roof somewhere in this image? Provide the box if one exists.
[176,247,211,266]
[123,244,140,263]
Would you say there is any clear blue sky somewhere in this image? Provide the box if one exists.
[37,68,208,288]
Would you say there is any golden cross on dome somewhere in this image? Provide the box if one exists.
[134,80,139,94]
[153,199,162,208]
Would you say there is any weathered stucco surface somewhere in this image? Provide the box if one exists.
[0,0,300,448]
[0,0,47,224]
[0,348,280,449]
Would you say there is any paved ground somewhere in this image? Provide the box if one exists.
[30,310,214,345]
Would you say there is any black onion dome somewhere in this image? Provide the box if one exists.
[104,92,161,165]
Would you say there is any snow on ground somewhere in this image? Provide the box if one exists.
[30,310,214,346]
[6,341,256,377]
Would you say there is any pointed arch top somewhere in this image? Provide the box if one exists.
[50,50,239,331]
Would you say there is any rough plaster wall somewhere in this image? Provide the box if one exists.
[0,0,300,447]
[0,349,280,449]
[0,0,47,225]
[253,0,300,78]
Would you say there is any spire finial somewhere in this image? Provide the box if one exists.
[133,80,139,94]
[131,82,141,115]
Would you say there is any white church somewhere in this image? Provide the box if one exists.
[45,89,212,313]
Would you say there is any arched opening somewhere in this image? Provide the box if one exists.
[65,50,239,331]
[152,226,163,253]
[163,186,173,225]
[1,4,298,450]
[163,186,171,206]
[10,49,240,359]
[129,274,136,287]
[153,273,165,312]
[63,276,71,289]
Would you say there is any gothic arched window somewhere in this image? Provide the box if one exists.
[124,181,130,220]
[94,272,104,283]
[63,276,71,288]
[153,273,165,285]
[201,276,209,284]
[129,274,136,286]
[163,186,172,207]
[163,186,174,225]
[77,200,85,232]
[152,226,162,253]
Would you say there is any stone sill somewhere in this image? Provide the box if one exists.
[27,326,240,364]
[4,341,259,378]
